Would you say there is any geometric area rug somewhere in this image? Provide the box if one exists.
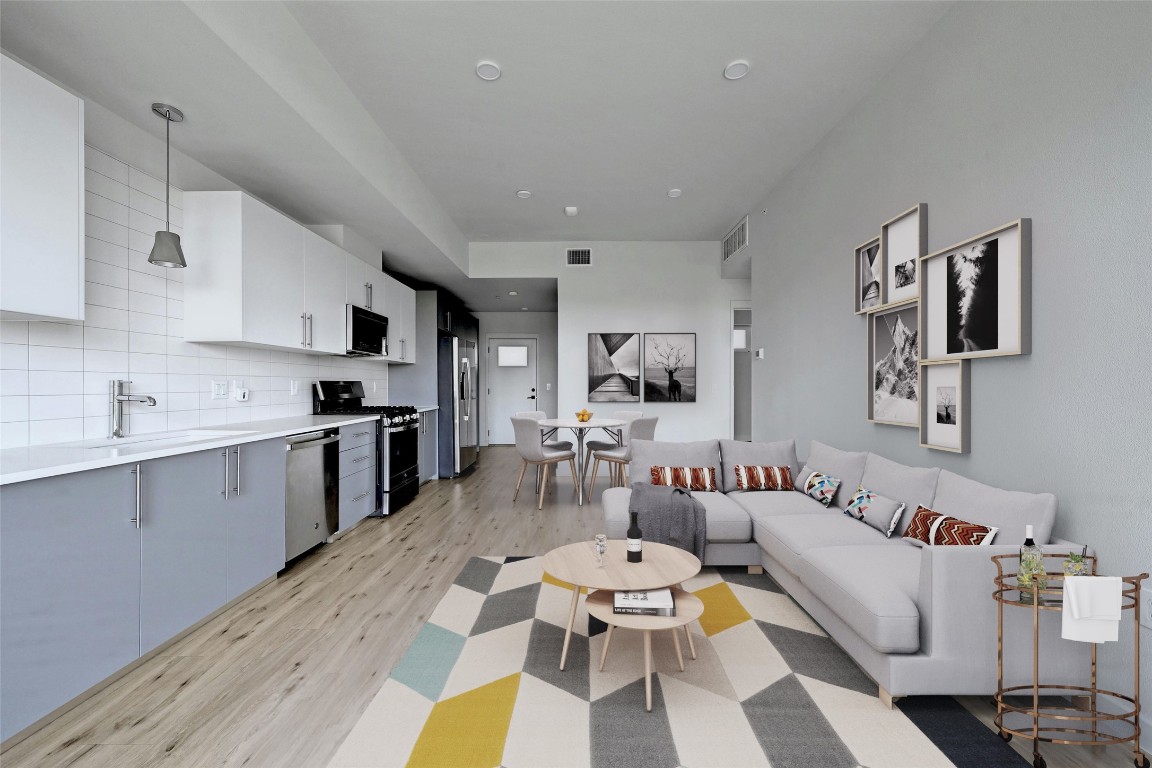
[327,556,1027,768]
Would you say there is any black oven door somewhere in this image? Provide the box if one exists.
[388,425,419,478]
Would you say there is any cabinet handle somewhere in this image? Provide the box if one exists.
[352,431,370,438]
[352,455,369,463]
[233,446,241,495]
[365,282,372,310]
[222,449,230,498]
[306,314,313,348]
[130,464,141,528]
[401,339,406,360]
[300,313,307,347]
[352,492,370,503]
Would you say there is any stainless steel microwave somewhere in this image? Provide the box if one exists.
[346,304,388,356]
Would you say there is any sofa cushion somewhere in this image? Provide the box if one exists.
[799,545,922,653]
[650,465,719,492]
[630,440,720,486]
[752,513,899,576]
[719,439,798,492]
[730,489,834,519]
[805,441,868,508]
[844,486,907,537]
[733,465,794,491]
[796,468,840,507]
[601,487,751,544]
[931,469,1056,545]
[859,454,940,536]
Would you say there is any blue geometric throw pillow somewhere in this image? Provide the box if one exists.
[844,486,907,537]
[801,470,841,507]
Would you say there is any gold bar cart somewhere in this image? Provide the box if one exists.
[992,554,1148,768]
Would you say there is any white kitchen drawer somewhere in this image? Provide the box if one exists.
[338,467,375,531]
[338,442,375,479]
[340,425,376,452]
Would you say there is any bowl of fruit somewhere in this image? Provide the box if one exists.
[575,409,593,423]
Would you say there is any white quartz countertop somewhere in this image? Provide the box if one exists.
[415,405,438,412]
[0,414,381,486]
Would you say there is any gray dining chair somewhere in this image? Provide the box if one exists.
[515,410,573,452]
[582,410,642,472]
[588,416,658,497]
[511,416,578,509]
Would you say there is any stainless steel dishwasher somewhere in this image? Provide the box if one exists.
[285,429,340,561]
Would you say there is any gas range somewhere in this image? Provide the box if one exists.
[313,381,421,515]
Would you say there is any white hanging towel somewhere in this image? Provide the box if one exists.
[1061,575,1122,643]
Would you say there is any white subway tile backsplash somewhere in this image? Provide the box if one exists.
[29,345,84,371]
[226,359,249,377]
[1,421,30,448]
[199,357,227,376]
[84,415,110,440]
[270,363,290,377]
[86,214,129,247]
[84,394,110,417]
[86,258,130,289]
[167,392,199,412]
[84,305,131,332]
[128,269,167,298]
[85,168,130,204]
[126,250,175,280]
[128,311,166,336]
[167,374,199,393]
[128,188,183,224]
[1,370,29,396]
[126,373,166,394]
[1,396,30,422]
[29,395,84,421]
[226,407,253,424]
[166,281,184,301]
[269,351,289,363]
[84,327,130,352]
[1,322,29,344]
[129,208,168,238]
[129,290,167,316]
[129,332,167,355]
[127,230,155,255]
[166,299,184,320]
[199,344,229,359]
[129,412,167,435]
[249,361,270,377]
[199,409,227,427]
[128,167,167,202]
[199,391,227,411]
[128,352,166,374]
[167,355,199,374]
[85,372,127,395]
[166,410,199,430]
[83,349,129,373]
[86,282,130,311]
[226,346,250,361]
[28,371,83,396]
[86,237,129,268]
[166,338,199,358]
[28,323,84,349]
[29,418,85,445]
[85,191,130,226]
[85,146,128,182]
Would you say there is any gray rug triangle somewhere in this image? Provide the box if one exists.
[453,556,502,594]
[757,620,874,696]
[470,581,541,635]
[742,674,856,768]
[590,677,679,768]
[523,618,589,701]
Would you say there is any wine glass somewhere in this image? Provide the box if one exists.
[594,534,608,566]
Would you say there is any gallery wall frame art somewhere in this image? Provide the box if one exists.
[643,333,696,403]
[878,203,927,308]
[920,219,1031,361]
[587,333,641,402]
[919,360,970,453]
[868,303,919,428]
[853,236,882,314]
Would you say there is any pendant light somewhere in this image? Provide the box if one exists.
[148,103,186,268]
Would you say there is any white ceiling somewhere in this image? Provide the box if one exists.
[0,1,950,310]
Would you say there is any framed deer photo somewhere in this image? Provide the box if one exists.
[643,333,696,403]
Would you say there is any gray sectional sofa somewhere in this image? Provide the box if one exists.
[602,438,1090,703]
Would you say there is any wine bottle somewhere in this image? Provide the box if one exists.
[1019,524,1046,604]
[627,510,643,563]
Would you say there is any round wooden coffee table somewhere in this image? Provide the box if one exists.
[541,540,701,671]
[586,587,704,711]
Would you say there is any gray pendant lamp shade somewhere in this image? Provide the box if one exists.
[148,103,186,269]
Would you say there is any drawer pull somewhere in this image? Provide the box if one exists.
[352,456,370,463]
[352,492,370,502]
[351,431,370,438]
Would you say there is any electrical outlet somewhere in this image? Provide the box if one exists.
[290,380,299,396]
[210,381,227,400]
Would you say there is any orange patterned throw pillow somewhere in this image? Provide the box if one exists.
[734,465,794,491]
[902,505,999,545]
[650,466,718,492]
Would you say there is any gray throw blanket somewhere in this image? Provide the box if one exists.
[627,483,707,561]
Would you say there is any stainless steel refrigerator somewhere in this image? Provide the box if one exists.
[438,333,478,476]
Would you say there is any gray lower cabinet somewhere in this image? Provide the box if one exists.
[419,410,437,483]
[0,464,141,741]
[338,468,375,531]
[224,439,286,600]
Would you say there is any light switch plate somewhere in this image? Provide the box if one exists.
[210,381,227,400]
[290,380,299,396]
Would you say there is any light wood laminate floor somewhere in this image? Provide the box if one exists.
[2,447,1145,768]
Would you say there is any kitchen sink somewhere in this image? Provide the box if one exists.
[81,430,257,449]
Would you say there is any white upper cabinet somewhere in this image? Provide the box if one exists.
[383,275,416,364]
[184,192,312,350]
[0,54,85,322]
[303,230,350,354]
[345,256,381,312]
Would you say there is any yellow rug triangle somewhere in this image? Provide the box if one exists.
[406,672,520,768]
[694,582,753,637]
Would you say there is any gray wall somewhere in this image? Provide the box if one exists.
[749,1,1151,734]
[476,312,559,446]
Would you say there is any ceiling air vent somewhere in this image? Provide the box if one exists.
[722,216,749,261]
[566,248,592,266]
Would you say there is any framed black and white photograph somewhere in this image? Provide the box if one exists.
[920,219,1031,361]
[853,236,882,314]
[868,304,919,427]
[879,204,926,307]
[920,360,970,453]
[643,333,696,402]
[587,333,640,402]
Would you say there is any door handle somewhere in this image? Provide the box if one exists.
[300,313,307,347]
[222,449,230,498]
[306,314,313,348]
[233,446,241,495]
[527,395,536,400]
[130,464,141,528]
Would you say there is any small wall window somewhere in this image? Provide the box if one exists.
[498,346,528,366]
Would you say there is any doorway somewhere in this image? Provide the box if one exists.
[487,337,539,444]
[732,306,752,441]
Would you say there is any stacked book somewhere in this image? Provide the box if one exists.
[613,588,675,616]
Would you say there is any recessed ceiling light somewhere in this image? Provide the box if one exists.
[476,60,501,81]
[516,190,531,199]
[565,206,578,217]
[723,59,750,80]
[521,307,529,311]
[508,290,518,296]
[668,188,682,198]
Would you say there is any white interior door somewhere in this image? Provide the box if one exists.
[487,337,538,444]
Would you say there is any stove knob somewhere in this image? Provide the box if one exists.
[381,416,392,426]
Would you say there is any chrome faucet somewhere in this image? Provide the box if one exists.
[109,379,157,438]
